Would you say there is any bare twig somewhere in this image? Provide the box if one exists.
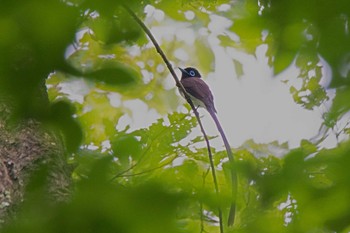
[122,4,224,233]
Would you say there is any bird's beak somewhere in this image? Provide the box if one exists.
[178,67,189,76]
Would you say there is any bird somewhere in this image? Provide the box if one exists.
[178,67,217,114]
[178,67,237,226]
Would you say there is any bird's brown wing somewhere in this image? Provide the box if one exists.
[180,78,217,113]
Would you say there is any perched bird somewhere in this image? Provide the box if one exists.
[178,67,237,226]
[178,67,217,114]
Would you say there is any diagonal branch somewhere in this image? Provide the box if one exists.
[122,4,224,233]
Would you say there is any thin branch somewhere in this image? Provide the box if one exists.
[122,4,224,233]
[122,5,196,111]
[116,154,178,177]
[200,169,210,233]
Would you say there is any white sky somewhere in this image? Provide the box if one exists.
[200,45,333,149]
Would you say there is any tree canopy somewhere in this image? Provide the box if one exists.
[1,0,350,232]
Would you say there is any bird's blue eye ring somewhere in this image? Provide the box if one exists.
[189,70,196,76]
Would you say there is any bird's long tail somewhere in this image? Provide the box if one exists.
[208,108,237,226]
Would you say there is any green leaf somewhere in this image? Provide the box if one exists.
[230,17,264,54]
[88,14,142,45]
[111,135,142,165]
[233,59,244,78]
[281,22,306,51]
[300,139,317,154]
[48,100,83,153]
[273,49,295,74]
[325,86,350,126]
[78,90,122,144]
[195,41,214,73]
[4,157,184,233]
[85,64,139,86]
[0,0,78,118]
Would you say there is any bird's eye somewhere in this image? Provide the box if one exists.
[189,70,196,76]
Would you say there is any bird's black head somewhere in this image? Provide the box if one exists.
[179,67,202,79]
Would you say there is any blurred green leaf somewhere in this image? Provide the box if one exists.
[233,59,244,78]
[111,135,142,165]
[85,64,139,86]
[273,49,295,74]
[324,86,350,128]
[195,41,214,73]
[3,158,184,233]
[48,100,83,153]
[87,13,142,45]
[0,0,78,118]
[319,13,350,87]
[230,17,264,54]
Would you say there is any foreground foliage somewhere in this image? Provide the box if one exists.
[1,0,350,232]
